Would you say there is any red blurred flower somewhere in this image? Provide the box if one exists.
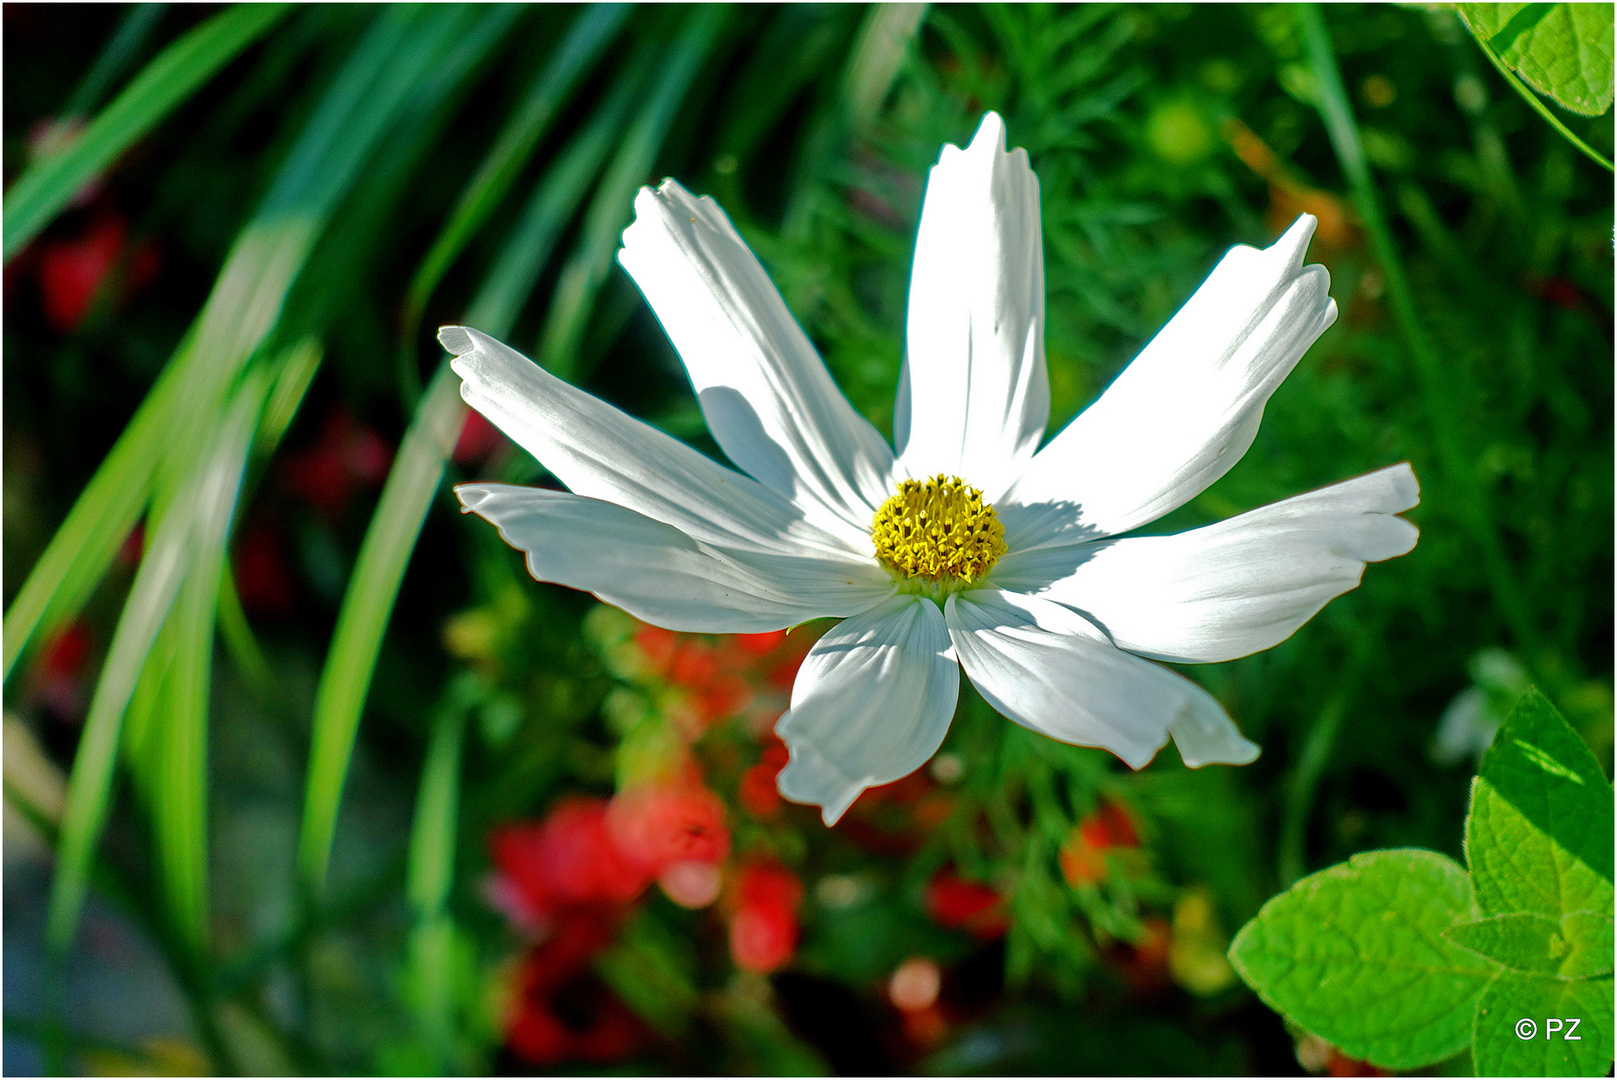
[1110,916,1172,997]
[116,520,145,569]
[488,798,652,929]
[37,213,158,333]
[608,782,730,872]
[34,620,92,721]
[924,869,1009,939]
[738,740,790,818]
[1059,800,1142,887]
[452,406,506,465]
[281,407,392,517]
[728,860,802,973]
[505,908,644,1065]
[632,625,678,675]
[734,629,786,656]
[1326,1048,1391,1077]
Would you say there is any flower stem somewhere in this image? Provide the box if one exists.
[1298,4,1541,662]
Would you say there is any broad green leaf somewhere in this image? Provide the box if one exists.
[2,4,292,260]
[1228,849,1497,1070]
[1473,973,1614,1076]
[1466,689,1613,921]
[1559,913,1617,980]
[1445,912,1615,979]
[1457,3,1614,116]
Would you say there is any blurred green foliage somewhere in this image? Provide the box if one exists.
[3,3,1611,1075]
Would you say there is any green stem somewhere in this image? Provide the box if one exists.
[1469,26,1614,173]
[1278,647,1365,888]
[1299,4,1541,663]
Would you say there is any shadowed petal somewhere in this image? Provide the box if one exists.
[945,590,1259,769]
[1011,215,1335,536]
[776,595,959,825]
[895,112,1049,501]
[443,326,865,562]
[995,464,1419,663]
[618,181,895,546]
[458,484,893,632]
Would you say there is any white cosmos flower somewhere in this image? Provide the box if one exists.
[443,112,1419,825]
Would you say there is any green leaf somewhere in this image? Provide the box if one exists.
[1473,973,1614,1076]
[1457,3,1614,116]
[2,3,292,260]
[1559,913,1617,980]
[1466,689,1613,921]
[1228,849,1497,1070]
[1445,912,1615,979]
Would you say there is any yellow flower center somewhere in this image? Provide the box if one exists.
[870,474,1007,587]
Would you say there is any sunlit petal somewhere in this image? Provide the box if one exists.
[776,595,959,824]
[1010,215,1335,536]
[895,112,1049,500]
[458,484,892,632]
[994,464,1419,662]
[945,589,1259,768]
[619,181,894,546]
[444,325,863,562]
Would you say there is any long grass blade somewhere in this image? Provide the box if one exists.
[152,373,269,960]
[3,8,464,682]
[4,3,292,261]
[298,364,465,894]
[41,5,481,954]
[1298,4,1539,661]
[62,3,169,119]
[296,27,642,901]
[537,6,726,379]
[403,3,629,325]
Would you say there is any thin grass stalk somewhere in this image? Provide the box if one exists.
[297,27,643,900]
[537,6,726,379]
[39,3,472,957]
[3,3,292,260]
[1298,3,1540,661]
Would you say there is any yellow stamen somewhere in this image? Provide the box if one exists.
[871,474,1007,586]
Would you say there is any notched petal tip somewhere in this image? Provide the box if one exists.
[968,110,1007,151]
[774,736,869,826]
[438,324,473,355]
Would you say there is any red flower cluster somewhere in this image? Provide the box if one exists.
[488,788,730,1065]
[726,860,803,973]
[488,786,729,932]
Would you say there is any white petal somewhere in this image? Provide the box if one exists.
[945,589,1259,769]
[895,112,1049,500]
[1009,215,1336,536]
[457,484,892,632]
[442,325,863,562]
[995,464,1419,663]
[617,181,894,545]
[776,595,959,825]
